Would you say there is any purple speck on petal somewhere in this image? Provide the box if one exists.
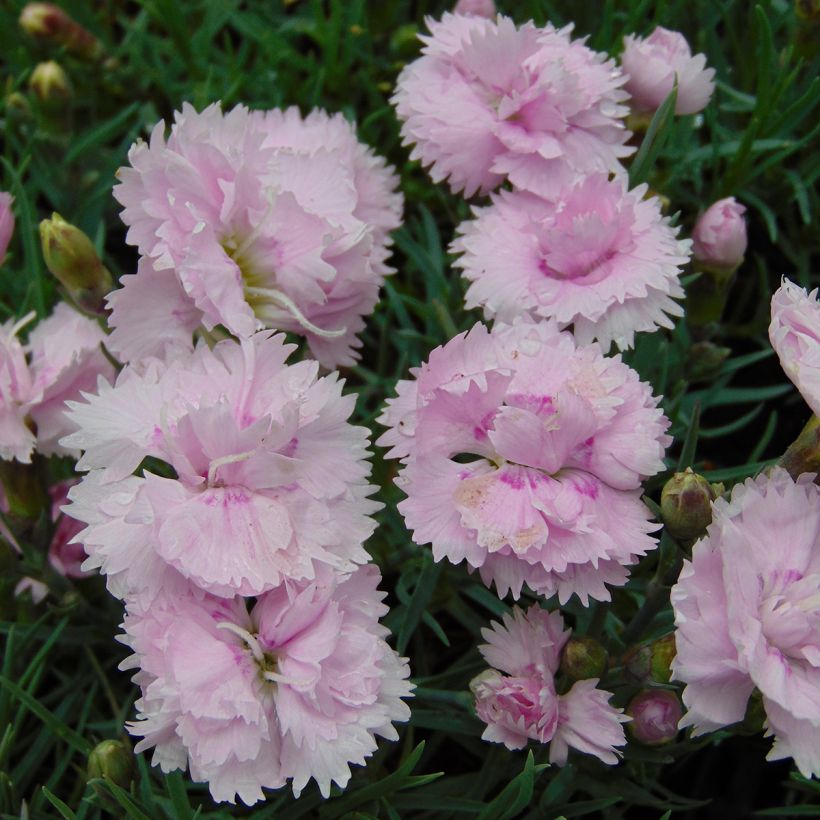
[499,470,525,489]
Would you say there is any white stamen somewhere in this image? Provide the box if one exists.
[246,287,346,339]
[10,311,37,339]
[207,446,263,486]
[216,621,265,664]
[262,670,311,687]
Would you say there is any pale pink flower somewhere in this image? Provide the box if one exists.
[120,565,413,805]
[48,479,91,579]
[63,332,379,603]
[112,103,401,368]
[470,605,628,763]
[392,14,632,198]
[452,176,689,351]
[0,304,113,463]
[621,27,715,115]
[453,0,495,17]
[692,197,747,271]
[378,319,670,604]
[671,468,820,778]
[0,192,14,266]
[769,278,820,417]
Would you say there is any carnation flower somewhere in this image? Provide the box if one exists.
[621,27,715,115]
[692,197,747,271]
[63,331,379,603]
[112,102,402,368]
[0,192,14,266]
[769,278,820,417]
[470,605,628,763]
[670,468,820,778]
[378,319,670,603]
[392,14,632,198]
[120,565,413,805]
[0,304,114,463]
[452,175,689,351]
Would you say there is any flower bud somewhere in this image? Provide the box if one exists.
[686,341,731,382]
[778,414,820,483]
[661,468,719,542]
[5,91,33,122]
[626,689,682,745]
[454,0,496,17]
[623,634,677,685]
[39,213,112,314]
[87,740,135,788]
[621,27,715,115]
[560,636,608,680]
[19,3,101,60]
[692,198,747,272]
[0,193,14,267]
[28,61,72,109]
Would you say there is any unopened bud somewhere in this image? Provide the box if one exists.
[5,92,32,122]
[649,634,676,684]
[796,0,820,21]
[686,341,731,382]
[454,0,496,17]
[19,3,101,60]
[778,415,820,483]
[626,689,682,745]
[661,468,720,542]
[87,740,135,789]
[39,213,112,314]
[29,61,72,109]
[0,193,14,267]
[692,197,747,273]
[560,637,608,680]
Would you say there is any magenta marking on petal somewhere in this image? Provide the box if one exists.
[499,471,525,489]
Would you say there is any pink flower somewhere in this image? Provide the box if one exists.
[452,175,689,351]
[0,304,114,463]
[670,468,820,778]
[621,27,715,115]
[453,0,495,17]
[692,197,747,271]
[378,319,670,604]
[392,14,632,198]
[0,192,14,266]
[120,565,413,805]
[63,332,379,603]
[48,479,91,579]
[112,103,402,368]
[769,278,820,417]
[470,605,628,763]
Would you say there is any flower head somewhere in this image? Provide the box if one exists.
[692,197,747,271]
[112,103,402,368]
[670,468,820,778]
[120,565,413,805]
[392,14,632,198]
[452,176,689,351]
[769,278,820,417]
[471,605,627,763]
[621,27,715,115]
[0,304,114,463]
[63,331,379,603]
[378,319,669,604]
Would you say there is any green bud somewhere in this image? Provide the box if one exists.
[560,637,608,680]
[778,415,820,483]
[39,213,112,314]
[649,633,676,684]
[29,61,72,110]
[5,91,32,122]
[390,23,421,57]
[87,740,135,789]
[660,468,720,542]
[19,3,102,60]
[686,341,731,382]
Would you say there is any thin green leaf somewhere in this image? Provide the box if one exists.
[629,86,678,186]
[41,786,76,820]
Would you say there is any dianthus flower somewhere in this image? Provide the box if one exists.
[111,103,402,368]
[378,319,669,603]
[392,14,632,198]
[63,331,379,603]
[671,469,820,778]
[470,605,628,762]
[0,303,114,463]
[120,565,413,805]
[621,27,715,115]
[769,278,820,416]
[452,175,689,351]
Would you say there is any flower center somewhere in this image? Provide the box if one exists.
[217,621,279,684]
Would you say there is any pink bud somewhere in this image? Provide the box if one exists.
[621,27,715,115]
[0,193,15,267]
[48,480,91,579]
[692,197,747,271]
[453,0,495,17]
[626,689,682,745]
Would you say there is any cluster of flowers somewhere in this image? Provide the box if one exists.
[670,279,820,779]
[0,106,415,804]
